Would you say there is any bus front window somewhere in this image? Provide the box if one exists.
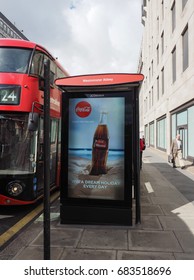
[0,47,32,73]
[0,114,37,174]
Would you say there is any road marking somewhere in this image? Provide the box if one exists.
[0,191,59,247]
[145,182,154,193]
[0,215,14,220]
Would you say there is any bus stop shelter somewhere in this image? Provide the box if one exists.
[55,73,144,225]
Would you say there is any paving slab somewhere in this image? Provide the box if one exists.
[31,228,83,247]
[77,228,128,250]
[174,231,194,252]
[160,203,190,216]
[134,216,162,231]
[159,216,194,231]
[174,252,194,260]
[117,250,175,260]
[150,195,187,205]
[140,196,152,205]
[60,248,116,260]
[148,189,185,198]
[141,205,164,215]
[13,246,63,260]
[128,230,182,252]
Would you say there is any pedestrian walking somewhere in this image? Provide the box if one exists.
[142,135,146,149]
[170,134,185,169]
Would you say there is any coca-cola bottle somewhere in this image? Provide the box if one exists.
[90,111,109,175]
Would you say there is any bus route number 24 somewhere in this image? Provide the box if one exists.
[0,90,20,105]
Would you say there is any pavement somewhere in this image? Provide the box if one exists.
[1,147,194,260]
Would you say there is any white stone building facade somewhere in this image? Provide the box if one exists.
[139,0,194,162]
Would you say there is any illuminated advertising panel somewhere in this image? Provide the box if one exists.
[68,96,125,200]
[61,90,133,205]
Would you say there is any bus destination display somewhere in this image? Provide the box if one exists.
[0,85,20,105]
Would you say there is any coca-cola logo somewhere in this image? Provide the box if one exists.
[75,101,92,118]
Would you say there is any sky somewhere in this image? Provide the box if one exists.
[1,0,143,75]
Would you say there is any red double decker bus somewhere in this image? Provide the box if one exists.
[0,38,68,205]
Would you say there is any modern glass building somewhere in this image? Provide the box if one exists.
[139,0,194,163]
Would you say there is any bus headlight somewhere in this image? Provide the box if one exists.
[7,181,24,196]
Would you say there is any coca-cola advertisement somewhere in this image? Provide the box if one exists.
[67,96,125,201]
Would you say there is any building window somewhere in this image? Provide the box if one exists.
[151,86,154,107]
[177,110,187,126]
[156,45,159,64]
[171,114,176,142]
[149,91,151,109]
[172,47,176,83]
[172,107,194,160]
[149,67,151,82]
[146,97,148,112]
[161,31,164,54]
[188,106,194,157]
[161,0,164,19]
[182,0,188,10]
[161,67,164,95]
[3,23,7,32]
[144,99,147,113]
[145,124,148,146]
[157,76,159,100]
[149,122,155,146]
[182,25,188,72]
[157,117,166,150]
[171,1,176,32]
[157,16,159,33]
[177,110,188,159]
[7,27,10,35]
